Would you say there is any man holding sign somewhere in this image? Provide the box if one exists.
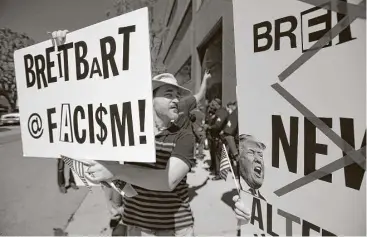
[86,73,196,236]
[48,23,197,235]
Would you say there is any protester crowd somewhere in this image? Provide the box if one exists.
[51,30,255,237]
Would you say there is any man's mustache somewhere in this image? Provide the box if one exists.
[170,102,178,110]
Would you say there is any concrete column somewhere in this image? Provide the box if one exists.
[192,0,202,96]
[221,3,237,106]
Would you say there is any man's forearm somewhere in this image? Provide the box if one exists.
[194,77,208,102]
[114,164,170,191]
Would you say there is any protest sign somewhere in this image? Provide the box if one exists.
[14,8,156,162]
[233,0,365,235]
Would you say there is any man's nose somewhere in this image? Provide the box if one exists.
[172,97,179,103]
[254,155,262,163]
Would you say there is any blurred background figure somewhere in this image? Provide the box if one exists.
[205,98,230,180]
[221,101,239,179]
[57,159,78,194]
[226,101,237,114]
[190,105,206,160]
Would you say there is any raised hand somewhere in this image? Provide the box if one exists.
[203,69,212,81]
[48,30,69,47]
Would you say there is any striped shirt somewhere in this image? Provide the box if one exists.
[123,124,196,230]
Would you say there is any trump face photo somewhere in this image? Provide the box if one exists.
[238,134,266,190]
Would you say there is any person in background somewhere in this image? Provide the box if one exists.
[58,159,78,193]
[204,98,220,172]
[226,101,237,115]
[85,73,197,236]
[190,105,206,160]
[203,100,215,151]
[221,103,239,179]
[226,102,233,114]
[205,99,230,180]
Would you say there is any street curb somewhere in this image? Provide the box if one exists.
[64,186,111,236]
[0,133,21,145]
[62,190,90,234]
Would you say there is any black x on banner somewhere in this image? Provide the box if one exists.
[272,0,366,196]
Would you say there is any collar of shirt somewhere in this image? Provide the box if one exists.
[239,177,260,197]
[154,120,181,137]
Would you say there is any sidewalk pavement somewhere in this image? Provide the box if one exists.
[0,126,21,138]
[0,126,21,145]
[65,150,240,236]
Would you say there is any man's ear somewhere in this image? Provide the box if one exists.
[152,88,158,98]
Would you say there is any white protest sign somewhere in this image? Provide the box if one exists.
[233,0,365,235]
[14,8,156,162]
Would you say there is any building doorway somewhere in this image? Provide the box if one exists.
[197,22,223,103]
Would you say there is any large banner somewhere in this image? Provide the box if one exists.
[233,0,365,235]
[14,8,156,162]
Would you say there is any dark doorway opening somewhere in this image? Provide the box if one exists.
[197,20,223,103]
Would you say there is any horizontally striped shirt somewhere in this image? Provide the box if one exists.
[123,125,196,230]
